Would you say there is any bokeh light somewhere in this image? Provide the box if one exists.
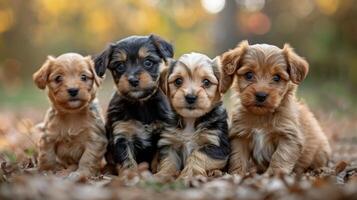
[236,0,265,12]
[316,0,340,15]
[201,0,225,14]
[238,12,271,35]
[293,0,315,18]
[0,8,14,33]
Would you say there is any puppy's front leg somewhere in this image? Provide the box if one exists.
[179,149,226,179]
[111,135,138,172]
[109,120,155,172]
[75,132,107,176]
[228,137,250,175]
[156,147,180,177]
[266,130,303,175]
[38,134,59,171]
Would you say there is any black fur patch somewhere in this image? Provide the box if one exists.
[196,103,231,160]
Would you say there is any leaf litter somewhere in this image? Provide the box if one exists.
[0,110,357,200]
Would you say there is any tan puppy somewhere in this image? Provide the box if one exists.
[220,41,331,175]
[33,53,107,177]
[157,53,230,179]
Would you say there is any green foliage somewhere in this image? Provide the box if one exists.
[24,148,37,157]
[1,151,17,163]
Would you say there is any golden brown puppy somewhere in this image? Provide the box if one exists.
[157,53,230,179]
[33,53,107,177]
[220,41,331,175]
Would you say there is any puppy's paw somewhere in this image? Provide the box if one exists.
[228,168,246,176]
[55,165,78,177]
[207,169,223,177]
[153,172,176,182]
[67,170,90,182]
[67,171,82,181]
[38,163,63,173]
[154,168,179,179]
[177,175,207,187]
[178,170,191,180]
[176,174,191,187]
[56,169,72,177]
[264,167,290,176]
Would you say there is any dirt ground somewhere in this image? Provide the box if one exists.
[0,109,356,200]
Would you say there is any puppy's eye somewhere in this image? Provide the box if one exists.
[202,79,211,88]
[244,72,254,81]
[273,75,281,82]
[143,60,153,69]
[54,75,63,83]
[116,62,126,72]
[174,78,183,87]
[81,74,87,82]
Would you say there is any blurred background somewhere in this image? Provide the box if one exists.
[0,0,356,114]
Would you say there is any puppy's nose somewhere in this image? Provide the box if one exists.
[185,94,197,105]
[128,76,139,87]
[255,92,268,103]
[67,88,79,97]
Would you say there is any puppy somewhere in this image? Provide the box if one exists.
[220,41,331,175]
[94,35,174,173]
[157,53,230,179]
[33,53,107,177]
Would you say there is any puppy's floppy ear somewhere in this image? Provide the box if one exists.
[159,59,174,95]
[85,56,102,87]
[212,57,222,88]
[94,44,113,77]
[212,57,223,100]
[220,40,249,93]
[283,44,309,84]
[33,56,55,89]
[149,34,174,60]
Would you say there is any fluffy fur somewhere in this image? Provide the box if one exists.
[157,53,230,179]
[33,53,107,177]
[94,35,175,173]
[220,41,331,175]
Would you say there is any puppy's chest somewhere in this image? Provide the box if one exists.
[44,116,94,164]
[178,124,199,158]
[47,117,91,142]
[124,100,169,125]
[250,128,278,167]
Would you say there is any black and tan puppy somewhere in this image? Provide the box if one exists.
[157,53,230,179]
[94,35,174,173]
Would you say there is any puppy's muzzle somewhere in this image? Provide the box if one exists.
[67,88,79,97]
[255,92,268,104]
